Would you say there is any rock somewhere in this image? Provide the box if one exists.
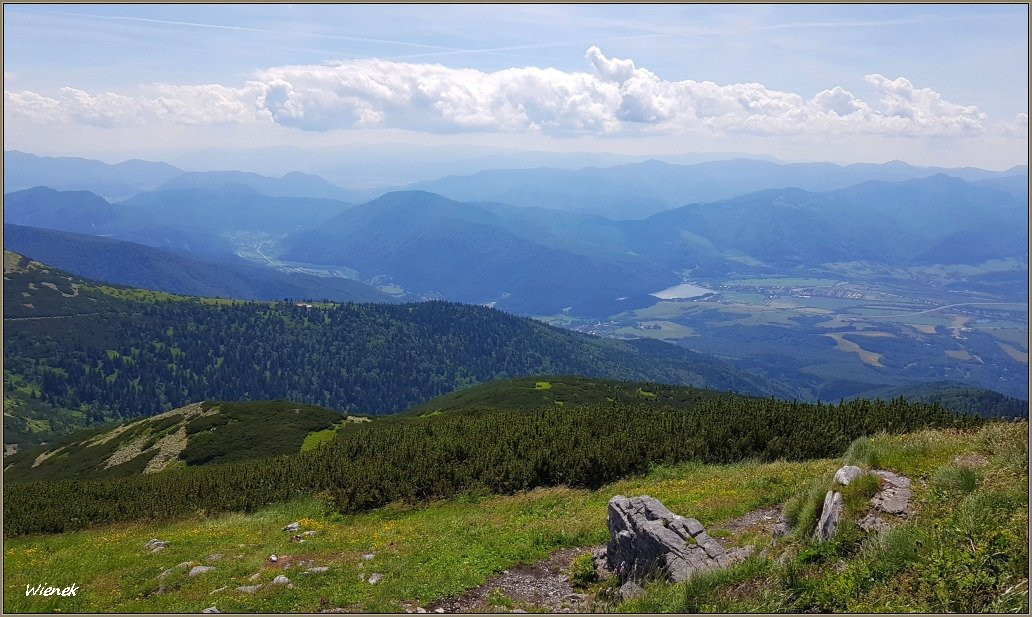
[362,553,375,560]
[270,575,290,585]
[858,513,892,532]
[248,572,261,582]
[177,561,193,569]
[236,585,263,594]
[605,494,735,583]
[434,608,445,613]
[145,539,169,552]
[303,530,318,537]
[290,534,305,543]
[269,554,279,563]
[306,566,330,574]
[202,607,219,614]
[368,572,383,584]
[283,522,300,532]
[814,491,843,542]
[834,465,863,486]
[207,553,223,562]
[189,566,214,577]
[617,581,645,601]
[416,608,427,613]
[871,470,913,516]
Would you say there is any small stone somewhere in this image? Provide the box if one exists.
[202,607,219,614]
[834,465,864,486]
[306,566,330,574]
[248,572,261,582]
[189,566,214,577]
[236,585,263,594]
[207,553,223,562]
[434,609,445,614]
[303,530,318,537]
[617,581,644,601]
[145,539,169,550]
[362,553,375,560]
[269,554,278,563]
[368,572,383,584]
[271,575,290,585]
[283,522,301,532]
[178,561,193,569]
[416,608,427,613]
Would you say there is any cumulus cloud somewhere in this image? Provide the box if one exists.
[3,47,995,138]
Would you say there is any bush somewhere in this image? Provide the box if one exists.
[568,552,598,589]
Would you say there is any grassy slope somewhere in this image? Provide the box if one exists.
[4,401,344,482]
[4,423,1026,613]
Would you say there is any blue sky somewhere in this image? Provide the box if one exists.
[4,4,1028,168]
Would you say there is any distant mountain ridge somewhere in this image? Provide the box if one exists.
[3,225,395,303]
[409,157,1028,219]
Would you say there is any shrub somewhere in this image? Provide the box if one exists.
[568,552,598,589]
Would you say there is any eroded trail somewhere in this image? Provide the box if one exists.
[421,547,595,614]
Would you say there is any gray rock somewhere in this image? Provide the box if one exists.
[236,585,263,594]
[814,491,843,542]
[268,554,278,563]
[368,572,383,584]
[834,465,864,486]
[617,581,645,601]
[303,530,318,537]
[145,539,169,550]
[434,608,445,613]
[283,522,300,532]
[306,566,330,574]
[189,565,214,577]
[871,470,913,516]
[416,608,427,614]
[362,553,376,561]
[270,575,290,585]
[606,495,735,584]
[202,607,219,614]
[177,561,193,569]
[858,513,892,532]
[207,553,223,562]
[248,572,261,582]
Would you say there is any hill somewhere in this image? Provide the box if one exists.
[281,190,679,313]
[6,419,1018,613]
[4,226,395,303]
[3,254,790,445]
[403,375,757,416]
[854,381,1028,419]
[3,400,347,483]
[3,150,183,201]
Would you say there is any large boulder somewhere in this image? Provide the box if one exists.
[606,495,744,583]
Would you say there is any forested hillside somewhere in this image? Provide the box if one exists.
[3,254,786,445]
[3,394,975,536]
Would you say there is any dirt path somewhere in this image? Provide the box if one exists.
[421,547,596,614]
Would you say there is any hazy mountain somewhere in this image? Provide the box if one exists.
[157,170,362,201]
[409,158,1026,219]
[3,150,183,201]
[282,190,679,313]
[3,225,396,303]
[4,185,355,256]
[852,381,1028,419]
[628,174,1028,271]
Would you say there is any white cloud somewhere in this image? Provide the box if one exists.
[3,47,997,139]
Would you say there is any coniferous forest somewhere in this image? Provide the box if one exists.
[4,395,976,536]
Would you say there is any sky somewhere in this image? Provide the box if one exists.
[3,4,1028,169]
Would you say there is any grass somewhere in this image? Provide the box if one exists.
[300,428,338,452]
[3,456,833,613]
[616,422,1029,614]
[4,423,1024,614]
